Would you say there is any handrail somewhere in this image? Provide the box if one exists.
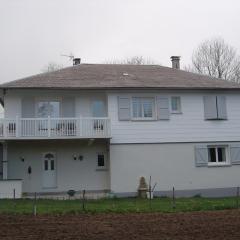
[0,117,110,120]
[0,117,111,139]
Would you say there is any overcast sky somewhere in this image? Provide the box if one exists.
[0,0,239,83]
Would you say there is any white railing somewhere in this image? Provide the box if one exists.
[0,117,111,139]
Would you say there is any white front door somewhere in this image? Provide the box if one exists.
[42,153,57,188]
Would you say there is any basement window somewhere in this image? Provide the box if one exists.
[208,146,229,166]
[97,153,106,169]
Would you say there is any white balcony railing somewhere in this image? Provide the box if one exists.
[0,117,111,139]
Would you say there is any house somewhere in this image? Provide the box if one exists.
[1,56,240,198]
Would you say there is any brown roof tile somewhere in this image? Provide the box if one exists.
[1,64,240,90]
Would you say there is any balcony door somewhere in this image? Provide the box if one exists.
[37,101,60,118]
[92,100,105,118]
[42,153,57,188]
[36,101,60,135]
[92,100,106,132]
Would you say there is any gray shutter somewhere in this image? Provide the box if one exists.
[62,97,75,117]
[157,97,169,120]
[22,97,35,117]
[230,144,240,165]
[203,96,217,120]
[217,96,227,120]
[118,96,131,120]
[195,145,208,167]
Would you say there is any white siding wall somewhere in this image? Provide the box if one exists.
[110,143,240,194]
[7,140,110,193]
[0,180,22,198]
[4,95,21,118]
[5,89,240,143]
[108,91,240,143]
[4,89,107,118]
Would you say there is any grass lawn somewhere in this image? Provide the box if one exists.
[0,196,239,214]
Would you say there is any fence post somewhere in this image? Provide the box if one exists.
[172,186,176,209]
[13,188,16,199]
[33,192,37,216]
[149,176,152,210]
[236,186,239,209]
[82,190,86,212]
[13,188,16,212]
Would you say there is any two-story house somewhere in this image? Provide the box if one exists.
[1,56,240,198]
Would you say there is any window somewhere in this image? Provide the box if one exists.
[44,160,48,170]
[92,100,105,117]
[208,146,228,165]
[171,96,181,113]
[37,101,60,117]
[132,97,154,119]
[97,154,106,168]
[50,160,55,170]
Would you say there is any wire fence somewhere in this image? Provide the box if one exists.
[0,187,240,215]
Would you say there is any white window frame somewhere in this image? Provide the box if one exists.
[96,153,107,170]
[171,96,182,114]
[35,97,62,118]
[131,97,155,120]
[207,145,230,166]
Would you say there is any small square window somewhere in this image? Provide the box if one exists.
[171,96,181,113]
[97,154,105,167]
[208,146,228,166]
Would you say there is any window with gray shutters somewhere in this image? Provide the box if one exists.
[132,97,154,119]
[203,95,227,120]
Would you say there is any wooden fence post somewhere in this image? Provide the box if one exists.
[149,176,152,210]
[236,186,239,209]
[33,192,37,216]
[82,190,86,212]
[172,187,176,209]
[13,188,16,199]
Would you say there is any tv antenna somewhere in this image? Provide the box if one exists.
[61,53,74,61]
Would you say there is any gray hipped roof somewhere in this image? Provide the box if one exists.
[1,64,240,90]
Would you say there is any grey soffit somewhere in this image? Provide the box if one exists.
[1,64,240,90]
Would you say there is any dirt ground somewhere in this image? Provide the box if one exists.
[0,210,240,240]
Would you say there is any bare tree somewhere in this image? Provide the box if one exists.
[188,37,240,82]
[41,62,63,73]
[105,56,157,65]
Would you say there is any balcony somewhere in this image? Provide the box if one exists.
[0,117,111,139]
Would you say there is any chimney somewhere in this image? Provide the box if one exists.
[171,56,180,69]
[73,58,81,66]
